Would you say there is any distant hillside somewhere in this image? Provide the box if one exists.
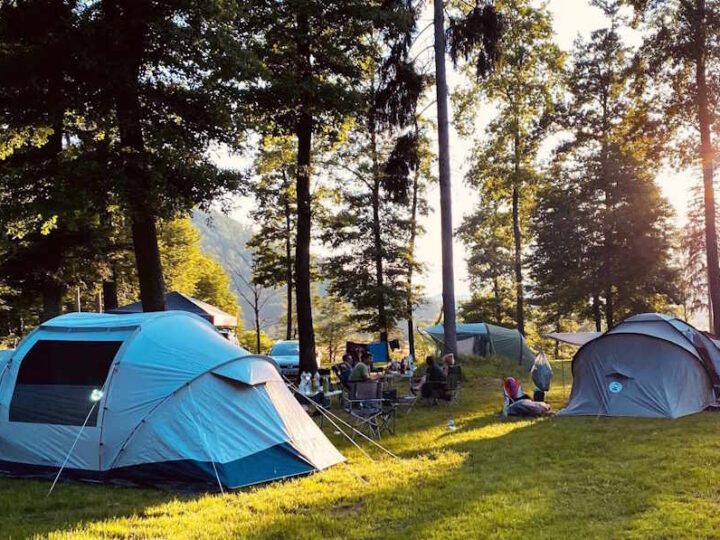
[192,208,446,342]
[192,209,286,334]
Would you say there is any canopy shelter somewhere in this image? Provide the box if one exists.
[542,331,602,347]
[560,313,720,418]
[0,311,343,490]
[422,323,535,371]
[108,291,237,328]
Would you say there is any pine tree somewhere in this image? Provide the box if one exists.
[626,0,720,332]
[457,0,563,335]
[240,0,421,373]
[246,136,297,340]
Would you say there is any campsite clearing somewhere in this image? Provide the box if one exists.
[3,356,720,539]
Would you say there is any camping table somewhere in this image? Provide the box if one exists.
[383,371,414,389]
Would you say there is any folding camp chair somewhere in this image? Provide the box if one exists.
[423,365,462,405]
[343,380,396,439]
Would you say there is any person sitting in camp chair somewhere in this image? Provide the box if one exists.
[502,376,551,418]
[336,354,354,385]
[349,352,378,383]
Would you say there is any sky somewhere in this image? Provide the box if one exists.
[225,0,697,299]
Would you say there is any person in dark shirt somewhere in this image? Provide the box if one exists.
[424,357,445,383]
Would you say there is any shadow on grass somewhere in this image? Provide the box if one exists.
[0,477,191,538]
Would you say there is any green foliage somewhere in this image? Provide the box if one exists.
[313,292,360,365]
[456,0,564,334]
[236,328,272,355]
[157,219,239,317]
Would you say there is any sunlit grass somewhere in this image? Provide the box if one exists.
[3,355,720,538]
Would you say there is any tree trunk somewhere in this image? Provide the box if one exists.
[695,0,720,335]
[605,284,614,329]
[295,12,317,375]
[493,277,502,323]
[592,291,602,332]
[512,184,524,335]
[102,268,119,311]
[284,183,293,340]
[255,300,261,354]
[554,318,560,359]
[42,283,65,322]
[434,0,457,354]
[372,177,387,337]
[131,217,166,311]
[512,126,525,335]
[107,0,166,312]
[407,166,420,360]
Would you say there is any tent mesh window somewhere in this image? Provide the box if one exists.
[9,340,122,426]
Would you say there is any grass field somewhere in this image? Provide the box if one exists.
[3,356,720,539]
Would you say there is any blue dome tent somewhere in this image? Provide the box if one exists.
[422,322,535,370]
[0,312,344,490]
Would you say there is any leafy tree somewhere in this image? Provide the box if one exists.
[625,0,720,332]
[86,0,247,311]
[240,0,421,374]
[314,292,359,365]
[457,195,515,326]
[246,136,297,340]
[455,0,564,335]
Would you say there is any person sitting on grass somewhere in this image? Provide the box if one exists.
[348,352,376,382]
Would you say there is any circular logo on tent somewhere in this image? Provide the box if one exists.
[608,381,623,394]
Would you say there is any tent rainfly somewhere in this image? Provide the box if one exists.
[0,312,343,490]
[422,322,535,370]
[560,313,720,418]
[108,291,237,328]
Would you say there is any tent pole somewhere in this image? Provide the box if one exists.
[48,400,99,497]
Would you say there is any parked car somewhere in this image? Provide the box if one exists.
[269,340,301,377]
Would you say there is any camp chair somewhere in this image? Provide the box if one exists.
[343,380,396,440]
[423,365,462,406]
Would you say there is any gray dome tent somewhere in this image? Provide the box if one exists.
[560,313,720,418]
[422,323,535,370]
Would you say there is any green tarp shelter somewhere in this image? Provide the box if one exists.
[422,323,535,371]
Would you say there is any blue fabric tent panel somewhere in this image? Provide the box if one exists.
[367,342,389,363]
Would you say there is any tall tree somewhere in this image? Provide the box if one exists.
[92,0,246,311]
[246,136,297,340]
[437,0,502,352]
[241,0,420,374]
[627,0,720,332]
[457,195,515,325]
[456,0,563,335]
[322,34,427,338]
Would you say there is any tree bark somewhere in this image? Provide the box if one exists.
[493,277,502,323]
[695,0,720,334]
[106,0,166,312]
[130,216,166,311]
[102,270,119,311]
[294,11,317,374]
[254,296,261,354]
[434,0,457,354]
[512,128,525,335]
[592,290,602,332]
[283,177,293,340]
[42,283,65,322]
[407,165,420,360]
[605,283,614,329]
